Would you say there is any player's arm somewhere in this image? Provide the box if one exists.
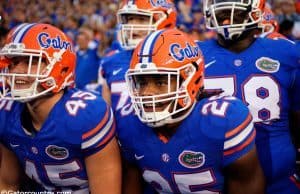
[224,146,266,194]
[85,137,122,194]
[219,98,266,194]
[101,79,111,105]
[122,160,143,194]
[0,144,21,191]
[81,103,121,193]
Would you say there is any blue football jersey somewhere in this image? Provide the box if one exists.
[118,96,256,194]
[198,38,300,190]
[101,49,135,120]
[0,88,115,192]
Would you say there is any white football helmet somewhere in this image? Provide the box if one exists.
[203,0,265,40]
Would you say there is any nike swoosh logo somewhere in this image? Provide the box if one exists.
[112,68,122,75]
[10,143,20,148]
[134,154,144,160]
[205,60,216,68]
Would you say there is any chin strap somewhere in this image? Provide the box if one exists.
[144,102,174,128]
[147,102,196,128]
[220,23,259,41]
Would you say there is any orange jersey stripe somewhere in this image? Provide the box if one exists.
[82,106,109,140]
[225,113,252,138]
[224,129,256,156]
[96,120,116,148]
[158,133,169,144]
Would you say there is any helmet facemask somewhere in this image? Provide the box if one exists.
[0,43,65,102]
[204,0,263,40]
[126,63,197,127]
[117,9,168,50]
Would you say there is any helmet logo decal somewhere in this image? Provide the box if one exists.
[263,12,274,21]
[170,43,199,62]
[38,32,73,52]
[150,0,173,8]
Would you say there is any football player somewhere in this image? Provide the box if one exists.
[101,0,177,110]
[199,0,300,193]
[0,23,121,193]
[120,28,265,194]
[100,1,177,192]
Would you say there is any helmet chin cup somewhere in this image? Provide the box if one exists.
[218,26,246,40]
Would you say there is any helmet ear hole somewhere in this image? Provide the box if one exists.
[194,76,202,86]
[61,67,69,74]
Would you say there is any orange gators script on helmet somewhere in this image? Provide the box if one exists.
[0,23,76,102]
[126,28,204,127]
[117,0,177,49]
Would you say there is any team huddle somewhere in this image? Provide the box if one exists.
[0,0,299,194]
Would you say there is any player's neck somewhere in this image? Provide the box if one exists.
[25,91,64,131]
[217,30,258,53]
[154,122,181,143]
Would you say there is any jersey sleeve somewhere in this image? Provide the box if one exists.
[0,110,7,145]
[81,104,116,157]
[118,137,136,164]
[100,53,117,81]
[117,116,145,164]
[222,99,256,167]
[99,57,109,80]
[0,100,16,149]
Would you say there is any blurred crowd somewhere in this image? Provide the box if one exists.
[0,0,119,54]
[0,0,300,88]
